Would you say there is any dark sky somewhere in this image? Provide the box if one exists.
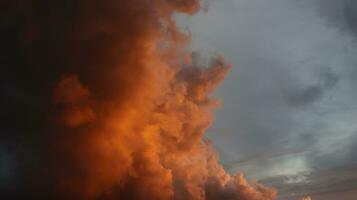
[178,0,357,199]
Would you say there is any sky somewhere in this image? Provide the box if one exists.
[177,0,357,199]
[1,0,357,200]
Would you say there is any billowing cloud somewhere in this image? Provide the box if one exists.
[0,0,277,199]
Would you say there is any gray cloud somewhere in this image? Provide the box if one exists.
[283,85,325,107]
[344,0,357,33]
[316,0,357,38]
[283,68,340,107]
[262,166,357,200]
[181,0,357,199]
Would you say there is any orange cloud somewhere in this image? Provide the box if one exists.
[2,0,279,199]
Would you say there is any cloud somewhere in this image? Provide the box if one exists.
[282,68,339,107]
[316,0,357,37]
[0,0,277,199]
[301,196,312,200]
[183,1,357,199]
[343,0,357,35]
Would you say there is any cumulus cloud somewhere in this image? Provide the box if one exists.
[0,0,277,199]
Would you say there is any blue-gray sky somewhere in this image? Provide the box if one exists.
[178,0,357,199]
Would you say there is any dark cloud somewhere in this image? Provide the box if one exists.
[283,85,325,107]
[344,0,357,35]
[282,68,340,107]
[317,0,357,37]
